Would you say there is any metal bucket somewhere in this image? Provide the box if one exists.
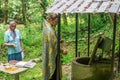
[71,57,111,80]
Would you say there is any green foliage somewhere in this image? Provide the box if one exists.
[0,24,5,44]
[62,53,74,64]
[0,24,8,57]
[22,23,42,46]
[26,1,43,23]
[19,23,42,60]
[8,0,22,21]
[0,8,4,19]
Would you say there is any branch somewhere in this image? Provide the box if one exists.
[38,0,46,12]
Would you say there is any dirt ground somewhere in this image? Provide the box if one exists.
[62,64,71,80]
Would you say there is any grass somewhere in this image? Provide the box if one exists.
[20,62,42,80]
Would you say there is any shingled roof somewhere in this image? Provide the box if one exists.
[46,0,120,14]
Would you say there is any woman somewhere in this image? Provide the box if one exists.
[4,21,23,62]
[42,13,58,80]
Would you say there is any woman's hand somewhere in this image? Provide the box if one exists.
[22,48,25,52]
[12,44,17,48]
[61,49,68,55]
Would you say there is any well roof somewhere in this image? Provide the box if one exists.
[46,0,120,14]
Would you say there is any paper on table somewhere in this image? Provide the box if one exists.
[24,61,36,68]
[15,61,36,68]
[15,61,27,67]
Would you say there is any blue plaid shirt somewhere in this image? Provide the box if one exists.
[4,29,22,54]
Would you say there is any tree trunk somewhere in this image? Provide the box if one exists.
[41,0,47,7]
[4,0,8,24]
[21,0,26,25]
[0,0,1,8]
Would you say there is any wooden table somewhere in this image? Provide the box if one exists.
[0,63,28,80]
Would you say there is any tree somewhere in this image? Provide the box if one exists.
[21,0,26,25]
[4,0,8,24]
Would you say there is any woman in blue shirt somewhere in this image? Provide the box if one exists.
[4,21,23,62]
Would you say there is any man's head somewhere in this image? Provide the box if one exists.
[47,13,58,26]
[9,21,16,31]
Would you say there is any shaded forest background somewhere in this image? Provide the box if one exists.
[0,0,120,80]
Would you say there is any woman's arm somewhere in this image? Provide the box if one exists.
[4,42,17,48]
